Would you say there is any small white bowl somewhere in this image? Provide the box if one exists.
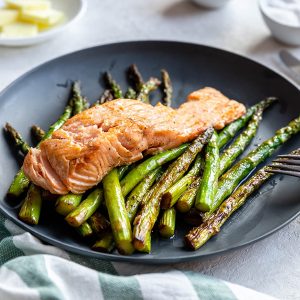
[0,0,87,47]
[192,0,231,9]
[259,0,300,46]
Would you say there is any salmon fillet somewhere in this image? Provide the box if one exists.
[23,87,246,194]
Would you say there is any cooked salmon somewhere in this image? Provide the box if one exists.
[23,87,246,194]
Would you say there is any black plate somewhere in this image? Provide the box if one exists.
[0,41,300,264]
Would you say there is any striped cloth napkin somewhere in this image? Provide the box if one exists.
[0,212,276,300]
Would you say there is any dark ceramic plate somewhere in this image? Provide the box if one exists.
[0,41,300,264]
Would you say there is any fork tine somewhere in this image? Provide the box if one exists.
[266,168,300,178]
[273,159,300,166]
[270,164,300,172]
[277,154,300,159]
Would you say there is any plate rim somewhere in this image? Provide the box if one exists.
[0,40,299,264]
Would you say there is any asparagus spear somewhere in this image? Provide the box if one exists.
[118,165,130,180]
[31,125,45,142]
[161,154,203,209]
[217,97,277,149]
[103,72,123,99]
[127,64,144,92]
[4,123,30,155]
[103,169,134,255]
[88,211,110,235]
[126,167,162,223]
[136,77,161,104]
[176,177,201,213]
[55,194,83,216]
[18,184,42,225]
[125,87,137,99]
[121,143,189,197]
[71,81,85,116]
[185,168,272,250]
[195,130,220,212]
[76,222,93,238]
[158,208,176,238]
[219,98,277,175]
[65,188,103,227]
[205,114,300,219]
[161,69,172,107]
[92,232,115,253]
[133,128,213,252]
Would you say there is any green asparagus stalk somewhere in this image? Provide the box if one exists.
[158,208,176,238]
[4,123,30,155]
[195,130,220,212]
[55,194,83,216]
[103,169,134,255]
[8,170,31,199]
[71,81,85,116]
[127,64,144,92]
[217,97,277,149]
[121,143,189,197]
[18,184,42,225]
[161,154,203,209]
[31,125,45,142]
[133,128,213,252]
[125,87,137,99]
[126,167,162,223]
[161,69,172,107]
[65,188,103,227]
[176,177,201,213]
[88,211,110,235]
[219,97,277,175]
[205,114,300,219]
[186,168,272,250]
[92,232,115,253]
[76,222,93,238]
[118,165,130,180]
[103,72,123,99]
[136,77,161,104]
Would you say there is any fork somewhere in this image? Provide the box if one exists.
[266,149,300,178]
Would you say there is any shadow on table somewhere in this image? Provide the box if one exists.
[162,0,212,18]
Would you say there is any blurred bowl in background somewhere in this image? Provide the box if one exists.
[191,0,231,9]
[0,0,87,47]
[259,0,300,46]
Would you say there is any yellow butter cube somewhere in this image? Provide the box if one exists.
[0,8,19,27]
[5,0,51,10]
[21,8,64,26]
[1,22,38,38]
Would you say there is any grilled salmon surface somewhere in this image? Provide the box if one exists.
[23,87,246,194]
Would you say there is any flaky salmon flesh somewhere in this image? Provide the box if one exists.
[23,87,246,194]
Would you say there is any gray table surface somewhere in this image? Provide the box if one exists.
[0,0,299,299]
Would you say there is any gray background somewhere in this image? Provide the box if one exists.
[0,0,299,299]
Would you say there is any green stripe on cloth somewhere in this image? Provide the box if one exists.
[99,272,143,300]
[185,271,237,300]
[0,237,24,265]
[69,253,117,275]
[0,213,11,239]
[5,255,63,300]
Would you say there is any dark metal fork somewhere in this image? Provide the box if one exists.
[266,149,300,178]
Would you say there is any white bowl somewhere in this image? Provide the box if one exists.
[192,0,231,8]
[0,0,87,47]
[259,0,300,46]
